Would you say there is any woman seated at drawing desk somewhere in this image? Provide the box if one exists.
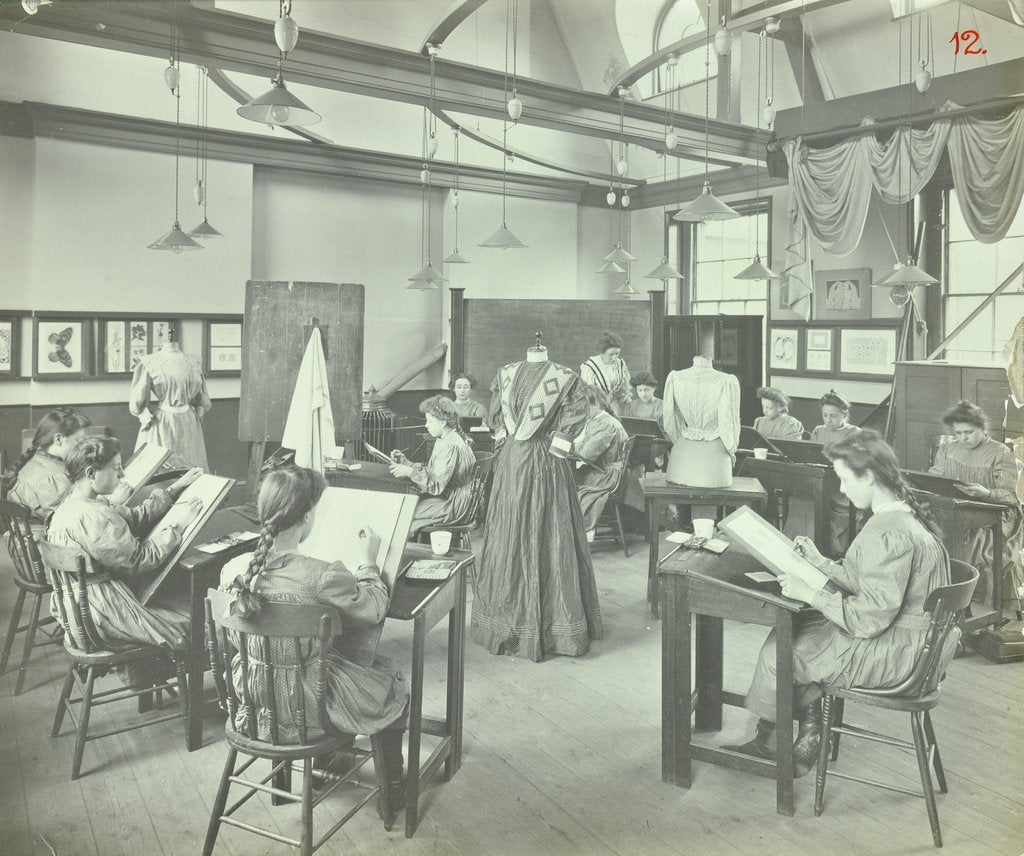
[928,399,1022,611]
[449,372,489,426]
[44,437,204,652]
[573,386,629,543]
[725,431,952,777]
[389,396,477,536]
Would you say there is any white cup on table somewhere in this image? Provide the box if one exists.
[430,530,453,556]
[753,447,768,460]
[692,519,715,541]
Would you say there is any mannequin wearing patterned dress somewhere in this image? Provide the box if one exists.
[930,400,1022,610]
[662,356,740,488]
[129,342,212,470]
[471,341,603,662]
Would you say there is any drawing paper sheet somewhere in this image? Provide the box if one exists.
[718,506,828,591]
[122,442,171,498]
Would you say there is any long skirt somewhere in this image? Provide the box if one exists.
[136,408,208,470]
[471,437,603,662]
[576,462,621,531]
[965,507,1023,611]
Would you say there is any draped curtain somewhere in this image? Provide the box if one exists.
[784,101,1024,255]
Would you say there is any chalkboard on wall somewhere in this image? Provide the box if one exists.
[463,298,653,392]
[239,281,364,443]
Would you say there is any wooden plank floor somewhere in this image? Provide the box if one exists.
[1,533,1022,856]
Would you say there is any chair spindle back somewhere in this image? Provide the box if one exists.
[0,499,49,587]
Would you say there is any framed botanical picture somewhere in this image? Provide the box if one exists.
[98,319,130,376]
[769,328,799,371]
[813,268,871,321]
[839,327,899,377]
[204,319,243,377]
[0,316,20,379]
[805,328,834,373]
[33,318,90,380]
[98,317,181,376]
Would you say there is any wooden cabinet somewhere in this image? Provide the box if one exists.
[891,361,1017,470]
[662,315,763,425]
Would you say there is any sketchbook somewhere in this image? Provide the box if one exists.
[902,470,976,501]
[121,442,172,502]
[738,426,781,454]
[716,506,829,592]
[298,486,418,664]
[139,474,236,605]
[770,438,830,465]
[362,440,395,465]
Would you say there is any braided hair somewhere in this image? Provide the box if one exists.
[824,429,943,541]
[420,394,471,445]
[223,465,327,618]
[2,407,91,491]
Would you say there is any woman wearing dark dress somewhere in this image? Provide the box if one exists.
[574,386,629,541]
[929,400,1022,610]
[725,431,952,776]
[449,372,489,423]
[471,346,603,662]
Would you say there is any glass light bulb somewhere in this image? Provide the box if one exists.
[889,283,912,306]
[270,104,291,125]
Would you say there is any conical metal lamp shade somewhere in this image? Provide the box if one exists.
[645,259,683,279]
[673,181,740,222]
[149,222,203,253]
[237,75,321,127]
[479,224,527,249]
[444,250,469,264]
[406,279,439,291]
[614,280,639,296]
[187,218,224,239]
[876,259,938,287]
[604,244,637,263]
[734,255,780,281]
[407,262,448,285]
[597,260,627,274]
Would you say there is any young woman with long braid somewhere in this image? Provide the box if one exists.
[218,465,408,824]
[388,395,476,535]
[724,430,953,776]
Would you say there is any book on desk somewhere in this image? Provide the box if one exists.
[769,438,830,465]
[621,417,666,440]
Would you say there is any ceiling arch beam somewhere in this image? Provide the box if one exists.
[419,0,490,55]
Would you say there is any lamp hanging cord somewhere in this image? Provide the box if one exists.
[703,0,711,183]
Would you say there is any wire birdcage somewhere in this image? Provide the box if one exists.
[359,386,396,461]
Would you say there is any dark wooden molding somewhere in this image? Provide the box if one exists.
[0,1,765,166]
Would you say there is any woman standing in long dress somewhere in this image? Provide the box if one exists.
[388,396,477,535]
[725,431,952,776]
[471,347,603,662]
[574,386,629,542]
[129,343,212,470]
[929,400,1022,610]
[580,331,632,416]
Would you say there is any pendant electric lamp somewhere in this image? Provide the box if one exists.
[238,1,320,127]
[150,6,202,254]
[675,1,738,223]
[614,280,639,298]
[407,71,447,288]
[604,244,637,263]
[735,28,779,281]
[444,128,469,264]
[188,66,223,240]
[597,260,627,274]
[645,259,683,280]
[21,0,54,14]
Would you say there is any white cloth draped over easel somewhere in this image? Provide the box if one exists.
[281,327,335,473]
[783,101,1024,255]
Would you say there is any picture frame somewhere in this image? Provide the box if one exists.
[98,317,181,377]
[813,267,871,321]
[0,316,21,380]
[769,327,799,371]
[805,328,834,373]
[839,327,899,377]
[769,277,809,321]
[33,318,90,380]
[204,318,243,377]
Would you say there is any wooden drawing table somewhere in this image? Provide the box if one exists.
[175,509,471,838]
[641,473,767,618]
[659,541,808,816]
[325,461,419,494]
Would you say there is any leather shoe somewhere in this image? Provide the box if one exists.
[793,713,823,778]
[721,719,776,759]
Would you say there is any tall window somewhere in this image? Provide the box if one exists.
[680,199,770,317]
[944,188,1024,363]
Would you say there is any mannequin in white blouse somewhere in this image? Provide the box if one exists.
[662,355,740,488]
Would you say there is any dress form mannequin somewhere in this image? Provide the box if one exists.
[526,331,548,363]
[662,353,740,488]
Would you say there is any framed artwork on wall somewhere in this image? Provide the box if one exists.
[769,328,799,371]
[204,319,243,376]
[99,319,129,376]
[769,277,809,321]
[0,316,20,380]
[33,318,90,380]
[839,327,899,377]
[98,318,180,377]
[813,268,871,321]
[805,328,834,373]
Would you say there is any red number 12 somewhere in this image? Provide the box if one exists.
[949,29,984,55]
